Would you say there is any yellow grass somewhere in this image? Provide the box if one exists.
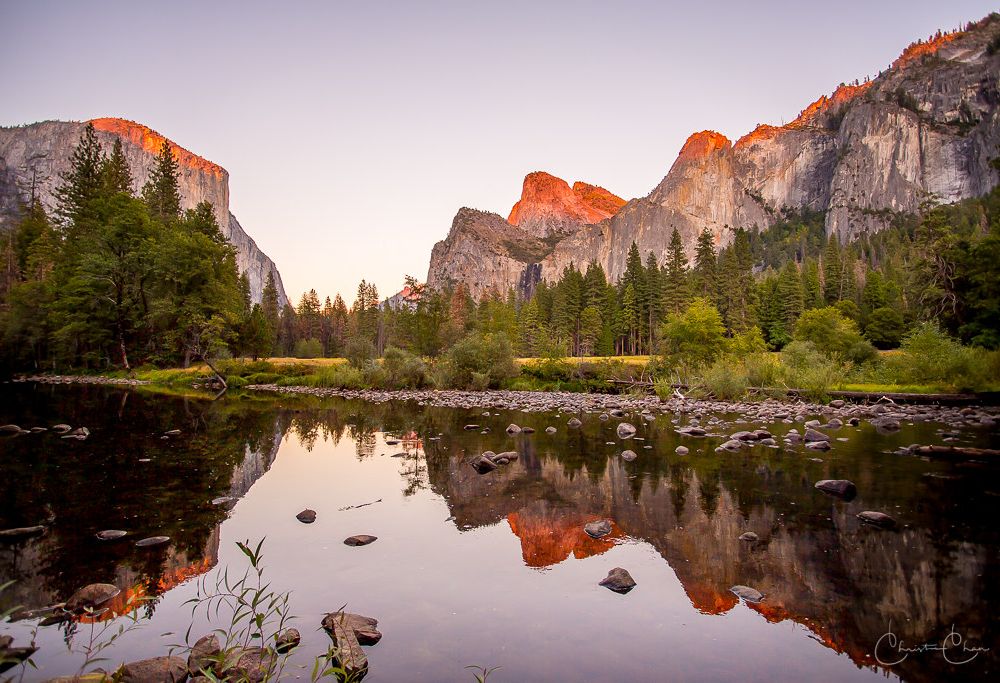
[517,355,650,366]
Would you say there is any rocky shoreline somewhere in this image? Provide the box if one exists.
[15,374,150,386]
[244,383,1000,432]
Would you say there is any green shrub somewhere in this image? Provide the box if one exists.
[794,307,876,362]
[382,346,429,388]
[780,340,843,400]
[658,298,728,370]
[299,365,366,389]
[435,332,518,389]
[743,352,781,388]
[293,338,323,359]
[886,322,999,389]
[345,337,376,369]
[698,357,749,400]
[864,307,907,348]
[730,326,768,356]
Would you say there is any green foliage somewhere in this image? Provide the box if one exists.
[887,322,997,389]
[435,332,518,389]
[381,346,429,388]
[658,298,728,370]
[864,307,907,348]
[698,356,749,400]
[293,337,324,359]
[793,306,876,363]
[345,336,376,368]
[780,340,843,400]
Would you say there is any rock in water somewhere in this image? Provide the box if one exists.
[739,532,759,542]
[471,455,497,474]
[296,509,317,524]
[730,585,764,603]
[857,511,897,529]
[135,535,170,547]
[66,583,120,612]
[51,424,72,433]
[599,567,636,594]
[616,423,637,439]
[584,520,612,538]
[803,428,829,442]
[0,525,46,541]
[231,647,275,683]
[276,628,301,653]
[545,426,557,434]
[621,449,638,462]
[344,534,378,546]
[675,446,689,455]
[814,479,857,501]
[95,530,127,541]
[187,634,221,677]
[494,451,518,461]
[463,424,480,430]
[567,417,582,428]
[321,612,382,678]
[119,656,188,682]
[505,423,521,434]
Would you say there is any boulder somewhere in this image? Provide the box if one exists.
[187,634,221,677]
[275,628,301,653]
[135,535,170,547]
[296,509,317,524]
[675,446,689,455]
[857,511,897,529]
[344,534,378,546]
[505,424,521,434]
[545,426,557,434]
[803,428,829,443]
[567,418,582,428]
[730,585,764,603]
[119,656,187,683]
[494,451,518,461]
[620,450,638,462]
[470,456,497,474]
[584,520,612,538]
[66,583,120,612]
[321,612,381,677]
[95,530,127,541]
[616,423,637,439]
[814,479,857,500]
[739,532,759,542]
[230,647,276,683]
[599,567,636,594]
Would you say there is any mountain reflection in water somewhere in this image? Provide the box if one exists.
[1,384,997,682]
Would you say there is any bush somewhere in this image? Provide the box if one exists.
[743,352,781,388]
[298,364,366,389]
[886,322,998,389]
[658,298,728,370]
[345,337,376,369]
[381,346,429,388]
[780,340,843,401]
[293,338,323,359]
[794,307,876,362]
[730,326,768,356]
[865,307,907,348]
[435,332,518,390]
[698,357,749,400]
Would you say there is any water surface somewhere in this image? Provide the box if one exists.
[1,385,998,682]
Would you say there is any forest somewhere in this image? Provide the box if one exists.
[2,125,999,395]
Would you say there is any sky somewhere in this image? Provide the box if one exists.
[1,0,996,304]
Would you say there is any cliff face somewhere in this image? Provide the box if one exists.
[426,15,1000,296]
[0,118,288,305]
[508,171,625,237]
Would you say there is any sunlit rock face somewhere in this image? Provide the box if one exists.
[427,16,1000,297]
[508,172,625,237]
[0,118,287,305]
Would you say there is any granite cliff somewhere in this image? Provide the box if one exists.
[427,15,1000,296]
[0,118,288,305]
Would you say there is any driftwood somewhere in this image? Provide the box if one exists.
[912,445,1000,460]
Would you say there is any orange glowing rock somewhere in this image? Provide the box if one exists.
[89,117,226,179]
[892,31,961,70]
[508,171,625,227]
[675,131,732,162]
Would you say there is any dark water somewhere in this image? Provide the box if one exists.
[1,385,998,682]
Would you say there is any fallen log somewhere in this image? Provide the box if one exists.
[911,445,1000,460]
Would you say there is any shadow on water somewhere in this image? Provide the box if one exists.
[1,384,998,682]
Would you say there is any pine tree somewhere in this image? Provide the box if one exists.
[644,251,663,351]
[54,122,105,232]
[662,228,690,315]
[691,228,718,301]
[718,228,757,333]
[142,140,181,222]
[822,235,843,303]
[101,137,133,195]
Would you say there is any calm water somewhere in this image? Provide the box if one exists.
[1,384,998,682]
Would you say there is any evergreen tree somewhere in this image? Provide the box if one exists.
[690,228,718,301]
[54,122,104,231]
[718,228,756,333]
[101,137,133,195]
[822,235,843,303]
[142,140,182,223]
[261,271,281,354]
[662,228,690,315]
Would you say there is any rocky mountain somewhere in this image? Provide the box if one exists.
[0,118,288,306]
[427,15,1000,296]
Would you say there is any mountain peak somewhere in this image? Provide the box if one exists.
[507,171,624,234]
[89,117,226,178]
[676,131,732,162]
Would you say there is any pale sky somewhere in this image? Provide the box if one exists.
[1,0,995,304]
